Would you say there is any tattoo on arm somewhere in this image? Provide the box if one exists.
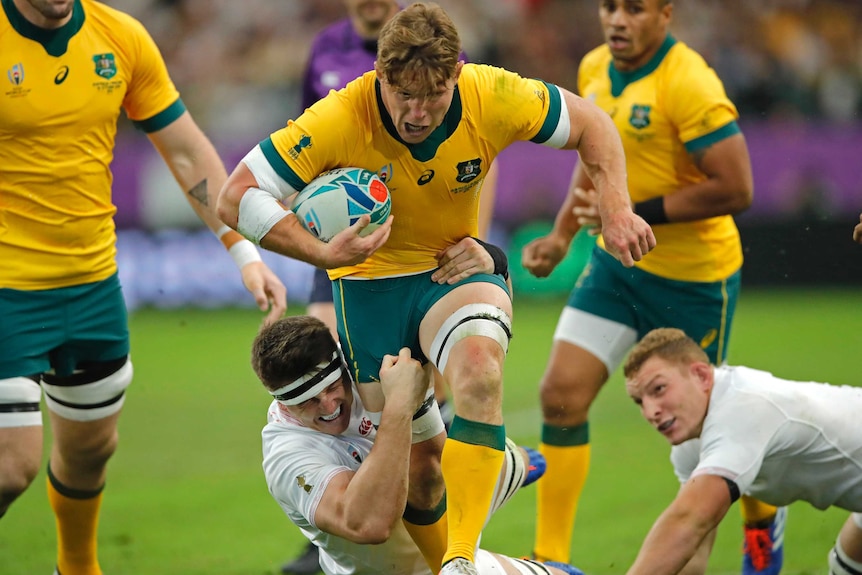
[187,179,208,206]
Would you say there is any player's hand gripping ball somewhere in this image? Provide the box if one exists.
[291,167,391,242]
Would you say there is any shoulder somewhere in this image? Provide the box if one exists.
[663,41,713,74]
[83,0,148,34]
[579,44,612,76]
[580,44,611,70]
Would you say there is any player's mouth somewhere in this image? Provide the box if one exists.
[404,123,428,136]
[608,34,630,51]
[657,418,675,435]
[320,405,342,422]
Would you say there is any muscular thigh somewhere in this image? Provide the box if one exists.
[0,274,129,379]
[333,272,508,383]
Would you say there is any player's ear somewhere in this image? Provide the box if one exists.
[453,61,464,84]
[691,362,713,391]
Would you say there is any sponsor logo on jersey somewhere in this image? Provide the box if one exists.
[455,158,482,183]
[288,134,312,160]
[7,63,24,85]
[347,443,363,463]
[296,474,314,494]
[358,417,373,436]
[377,163,393,185]
[92,53,117,79]
[417,169,434,185]
[54,65,70,85]
[629,104,651,129]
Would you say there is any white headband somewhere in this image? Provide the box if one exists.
[269,351,345,406]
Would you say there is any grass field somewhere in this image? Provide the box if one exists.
[3,288,860,575]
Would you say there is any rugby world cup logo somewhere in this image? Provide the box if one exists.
[7,63,24,85]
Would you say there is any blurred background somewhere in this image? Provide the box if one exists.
[105,0,862,310]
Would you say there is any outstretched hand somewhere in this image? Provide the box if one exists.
[240,261,287,325]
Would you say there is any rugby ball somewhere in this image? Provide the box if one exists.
[291,167,391,242]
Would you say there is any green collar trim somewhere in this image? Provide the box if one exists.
[375,79,463,162]
[2,0,85,57]
[609,34,676,97]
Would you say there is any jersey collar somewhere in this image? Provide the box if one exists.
[608,34,676,97]
[2,0,85,57]
[375,78,463,162]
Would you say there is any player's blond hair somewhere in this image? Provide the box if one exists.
[376,2,461,98]
[623,328,710,380]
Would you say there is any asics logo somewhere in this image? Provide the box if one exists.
[54,66,69,84]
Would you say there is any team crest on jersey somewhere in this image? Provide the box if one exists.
[295,474,314,494]
[288,134,312,160]
[455,159,482,183]
[92,54,117,79]
[629,105,651,129]
[7,63,24,85]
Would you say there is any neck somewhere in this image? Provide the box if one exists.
[12,0,73,29]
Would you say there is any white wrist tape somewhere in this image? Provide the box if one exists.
[237,187,291,245]
[216,225,262,269]
[228,238,262,269]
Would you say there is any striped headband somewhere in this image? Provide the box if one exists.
[269,350,346,406]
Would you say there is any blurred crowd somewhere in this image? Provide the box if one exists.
[109,0,862,139]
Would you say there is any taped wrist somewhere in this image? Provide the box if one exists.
[217,225,262,269]
[634,196,669,225]
[471,237,509,279]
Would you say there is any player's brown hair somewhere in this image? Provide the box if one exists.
[376,2,461,99]
[251,316,338,392]
[623,328,710,380]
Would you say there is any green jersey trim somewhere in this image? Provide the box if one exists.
[132,98,186,133]
[530,80,563,144]
[260,137,307,191]
[609,34,677,97]
[684,120,740,153]
[2,0,84,57]
[375,79,463,162]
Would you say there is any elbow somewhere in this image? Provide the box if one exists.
[344,518,396,545]
[216,185,240,228]
[726,184,753,216]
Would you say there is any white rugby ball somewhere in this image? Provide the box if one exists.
[291,167,391,242]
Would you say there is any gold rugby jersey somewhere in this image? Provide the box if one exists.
[262,64,567,280]
[580,35,743,282]
[0,0,183,290]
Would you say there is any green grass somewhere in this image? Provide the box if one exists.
[3,288,860,574]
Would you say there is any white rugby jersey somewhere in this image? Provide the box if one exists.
[261,394,430,575]
[671,366,862,511]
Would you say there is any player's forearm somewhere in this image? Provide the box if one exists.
[661,176,752,223]
[575,107,631,219]
[627,509,706,575]
[339,403,414,542]
[551,163,591,242]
